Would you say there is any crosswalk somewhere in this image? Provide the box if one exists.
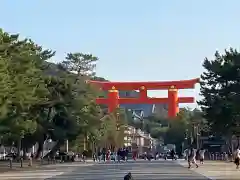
[47,161,208,180]
[0,161,211,180]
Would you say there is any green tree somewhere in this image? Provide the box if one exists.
[0,29,54,152]
[150,126,168,139]
[0,28,127,158]
[198,49,240,140]
[61,52,98,80]
[58,52,103,152]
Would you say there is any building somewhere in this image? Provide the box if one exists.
[123,125,155,154]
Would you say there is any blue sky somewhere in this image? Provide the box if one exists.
[1,0,239,108]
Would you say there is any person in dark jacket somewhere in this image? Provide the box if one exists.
[124,172,133,180]
[117,148,121,162]
[82,150,87,162]
[102,148,106,162]
[97,150,101,162]
[125,148,129,161]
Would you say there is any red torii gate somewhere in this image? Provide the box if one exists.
[87,78,199,118]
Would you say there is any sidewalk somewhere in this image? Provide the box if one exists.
[0,161,95,180]
[0,158,95,173]
[178,160,240,179]
[0,160,54,172]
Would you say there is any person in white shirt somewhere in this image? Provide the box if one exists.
[234,147,240,169]
[187,147,199,168]
[199,148,205,164]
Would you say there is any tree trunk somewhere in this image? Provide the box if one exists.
[17,138,22,158]
[35,107,53,159]
[83,136,86,150]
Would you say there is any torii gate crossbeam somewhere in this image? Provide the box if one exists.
[87,78,199,118]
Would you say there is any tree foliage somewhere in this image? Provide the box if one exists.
[199,48,240,137]
[0,28,118,157]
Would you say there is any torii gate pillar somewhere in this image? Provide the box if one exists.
[108,86,119,113]
[168,86,179,118]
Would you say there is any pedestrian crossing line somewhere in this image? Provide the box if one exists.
[48,164,208,180]
[0,161,209,180]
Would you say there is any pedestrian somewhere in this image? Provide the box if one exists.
[125,148,129,161]
[28,152,33,166]
[92,152,96,162]
[144,152,147,160]
[132,150,137,161]
[199,148,205,164]
[117,148,121,162]
[82,150,87,162]
[97,150,101,162]
[102,148,106,162]
[224,152,228,161]
[124,172,134,180]
[170,149,175,160]
[106,149,111,161]
[234,147,240,169]
[154,152,159,160]
[187,147,199,168]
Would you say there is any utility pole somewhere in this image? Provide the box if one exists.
[196,125,199,149]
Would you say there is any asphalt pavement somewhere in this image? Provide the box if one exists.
[179,160,240,179]
[47,160,208,180]
[3,159,236,179]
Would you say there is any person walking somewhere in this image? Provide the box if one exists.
[97,150,101,162]
[82,149,87,162]
[102,148,106,162]
[199,148,205,164]
[170,149,176,160]
[187,147,199,168]
[234,147,240,169]
[117,148,121,162]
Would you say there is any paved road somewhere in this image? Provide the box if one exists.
[179,160,240,179]
[0,163,93,180]
[47,160,208,180]
[0,160,224,179]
